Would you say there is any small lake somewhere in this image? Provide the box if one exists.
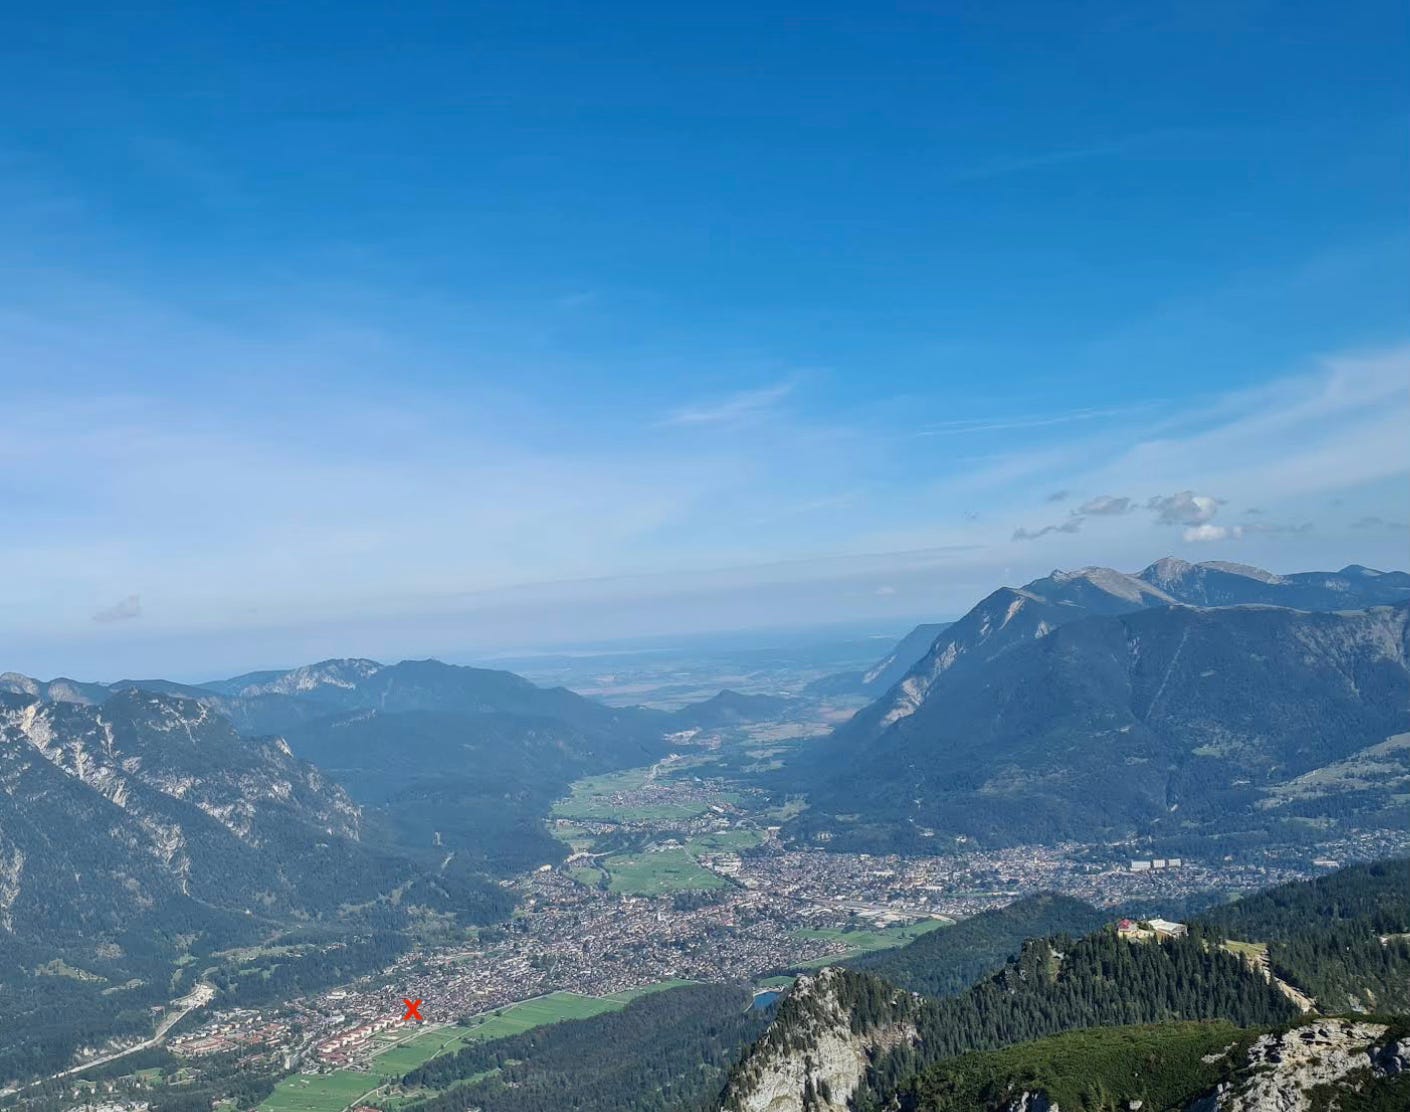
[750,990,781,1010]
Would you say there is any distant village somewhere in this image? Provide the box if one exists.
[156,815,1404,1078]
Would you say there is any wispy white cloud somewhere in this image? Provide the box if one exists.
[1183,524,1239,543]
[3,245,1408,678]
[661,380,796,427]
[914,403,1158,438]
[1148,491,1223,526]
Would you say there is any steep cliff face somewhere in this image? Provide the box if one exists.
[721,968,918,1112]
[0,688,397,939]
[1192,1019,1409,1112]
[5,689,361,844]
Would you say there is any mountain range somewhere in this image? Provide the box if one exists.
[788,561,1410,852]
[0,658,682,1079]
[3,556,1407,1093]
[2,657,673,873]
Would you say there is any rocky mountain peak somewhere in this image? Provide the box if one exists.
[1140,555,1198,586]
[1192,1019,1409,1112]
[722,968,918,1112]
[233,657,385,697]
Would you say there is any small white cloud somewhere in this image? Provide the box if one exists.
[1075,494,1134,516]
[1046,489,1070,502]
[1149,490,1222,526]
[1182,524,1242,542]
[875,585,897,596]
[92,594,142,623]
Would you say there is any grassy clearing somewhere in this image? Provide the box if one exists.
[260,994,626,1112]
[568,864,607,887]
[765,797,808,821]
[34,959,106,982]
[550,767,715,821]
[597,978,699,1004]
[559,798,707,822]
[604,847,727,894]
[550,821,598,852]
[1220,939,1270,970]
[791,919,947,962]
[369,1026,482,1077]
[582,829,757,894]
[688,829,762,851]
[469,992,620,1031]
[374,994,628,1075]
[262,1070,381,1112]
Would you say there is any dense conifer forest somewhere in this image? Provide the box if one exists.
[400,984,768,1112]
[848,892,1106,997]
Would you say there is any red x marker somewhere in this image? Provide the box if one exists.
[402,998,423,1022]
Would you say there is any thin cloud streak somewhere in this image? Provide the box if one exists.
[914,402,1161,438]
[661,380,797,426]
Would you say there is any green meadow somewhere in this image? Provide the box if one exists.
[261,992,628,1112]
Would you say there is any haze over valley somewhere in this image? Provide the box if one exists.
[5,1,1409,1108]
[4,557,1409,1112]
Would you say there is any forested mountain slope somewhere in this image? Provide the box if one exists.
[2,657,673,876]
[816,560,1406,766]
[723,931,1298,1112]
[0,689,513,1083]
[848,892,1106,997]
[898,1017,1410,1112]
[723,860,1410,1112]
[399,983,768,1112]
[792,600,1410,850]
[1195,858,1410,1013]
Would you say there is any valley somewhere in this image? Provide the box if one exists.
[4,560,1409,1112]
[18,736,1404,1112]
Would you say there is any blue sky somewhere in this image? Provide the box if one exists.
[3,0,1408,678]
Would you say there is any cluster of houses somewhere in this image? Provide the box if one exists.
[315,1015,405,1066]
[168,1010,292,1059]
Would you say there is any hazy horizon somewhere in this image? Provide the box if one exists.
[6,1,1407,678]
[13,548,1409,683]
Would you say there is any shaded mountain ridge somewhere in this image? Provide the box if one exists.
[791,560,1410,851]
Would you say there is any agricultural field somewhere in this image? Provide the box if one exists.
[597,978,700,1004]
[260,993,628,1112]
[689,828,762,851]
[568,863,607,887]
[603,847,728,894]
[262,1069,382,1112]
[549,763,748,823]
[791,919,947,964]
